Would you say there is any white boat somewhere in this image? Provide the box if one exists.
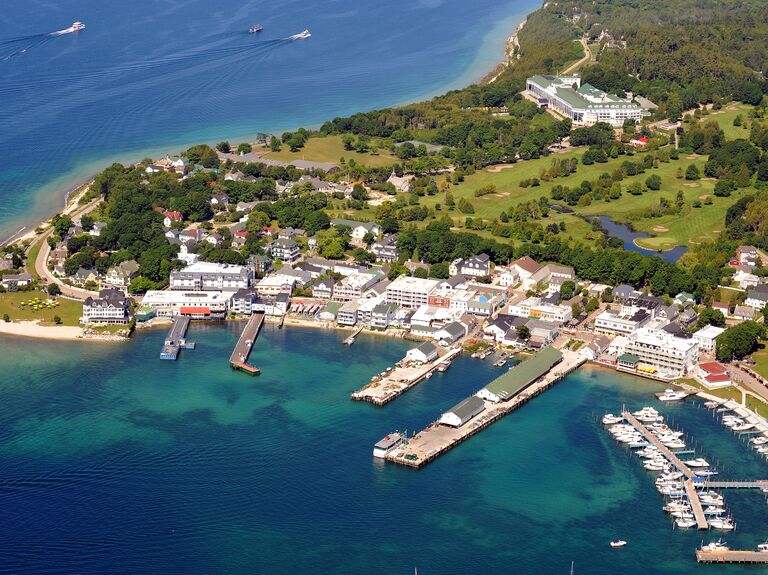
[288,29,311,40]
[695,469,719,477]
[709,517,735,530]
[664,440,686,450]
[701,539,729,551]
[676,518,697,528]
[704,400,720,409]
[657,389,688,401]
[732,422,756,432]
[703,506,726,515]
[372,432,404,458]
[683,458,710,468]
[671,511,694,519]
[700,494,724,506]
[610,540,627,548]
[750,436,768,445]
[602,414,624,425]
[757,541,768,552]
[51,21,86,36]
[644,460,666,471]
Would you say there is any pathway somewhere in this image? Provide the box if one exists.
[562,37,591,75]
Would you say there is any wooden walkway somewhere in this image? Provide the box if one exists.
[621,411,695,479]
[229,313,265,375]
[703,480,768,489]
[696,550,768,564]
[684,479,709,530]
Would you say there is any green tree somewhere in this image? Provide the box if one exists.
[516,325,530,341]
[559,280,576,300]
[53,315,62,325]
[128,276,158,294]
[216,141,231,153]
[645,175,662,190]
[269,137,281,152]
[47,284,61,296]
[695,307,726,329]
[237,142,252,155]
[685,164,700,180]
[2,313,9,322]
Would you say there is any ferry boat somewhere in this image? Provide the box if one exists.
[249,24,263,33]
[373,432,404,458]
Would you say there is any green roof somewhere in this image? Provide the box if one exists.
[618,353,640,364]
[483,346,563,401]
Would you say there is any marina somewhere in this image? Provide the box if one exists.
[385,347,585,468]
[696,549,768,564]
[159,316,194,360]
[229,312,265,375]
[351,346,462,406]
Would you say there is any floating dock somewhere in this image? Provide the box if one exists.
[386,348,584,468]
[229,312,265,375]
[160,316,194,360]
[351,347,462,406]
[343,326,363,345]
[696,550,768,564]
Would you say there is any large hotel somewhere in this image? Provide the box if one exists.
[526,75,648,127]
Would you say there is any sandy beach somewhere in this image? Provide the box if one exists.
[0,320,84,341]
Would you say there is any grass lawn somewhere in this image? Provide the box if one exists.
[25,239,43,280]
[751,343,768,381]
[695,103,754,141]
[262,135,399,168]
[678,378,768,414]
[0,290,82,326]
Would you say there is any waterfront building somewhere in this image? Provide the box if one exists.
[449,254,491,278]
[337,300,359,326]
[371,303,398,329]
[371,235,400,263]
[81,288,131,324]
[385,276,439,309]
[230,288,289,316]
[594,307,649,336]
[526,319,559,347]
[255,274,296,296]
[170,262,253,292]
[332,271,384,302]
[356,296,382,325]
[696,361,732,389]
[434,321,467,345]
[311,278,334,300]
[477,346,563,403]
[439,396,485,428]
[526,75,647,127]
[692,325,726,353]
[269,237,300,262]
[405,341,438,364]
[142,290,229,318]
[624,328,699,377]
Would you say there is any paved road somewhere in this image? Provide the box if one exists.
[730,363,768,404]
[28,196,103,300]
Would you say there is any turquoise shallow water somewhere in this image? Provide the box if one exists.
[0,325,767,574]
[0,0,538,240]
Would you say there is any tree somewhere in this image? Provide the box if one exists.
[2,314,9,322]
[429,262,449,279]
[716,321,764,361]
[80,214,94,231]
[216,141,231,153]
[685,164,701,180]
[413,267,429,279]
[47,284,61,296]
[52,214,73,237]
[128,276,158,294]
[269,137,281,152]
[559,280,576,300]
[237,142,252,155]
[457,198,475,214]
[53,315,62,325]
[645,175,662,190]
[362,231,375,247]
[714,179,736,197]
[695,307,726,329]
[342,135,355,151]
[516,325,530,341]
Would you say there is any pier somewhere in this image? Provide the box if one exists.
[160,316,194,360]
[683,480,709,530]
[621,411,695,478]
[229,312,265,375]
[696,550,768,564]
[386,348,584,468]
[343,326,363,345]
[351,347,462,406]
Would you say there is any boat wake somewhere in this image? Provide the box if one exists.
[285,29,311,41]
[0,22,84,61]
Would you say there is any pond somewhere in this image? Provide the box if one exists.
[592,216,688,264]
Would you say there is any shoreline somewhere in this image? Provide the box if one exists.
[0,3,540,245]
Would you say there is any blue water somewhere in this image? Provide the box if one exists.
[0,325,767,574]
[594,216,688,264]
[0,0,538,241]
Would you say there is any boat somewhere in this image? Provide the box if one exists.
[372,432,404,458]
[695,469,719,477]
[732,422,756,432]
[288,29,311,40]
[657,388,688,401]
[750,436,768,445]
[709,517,735,530]
[704,400,720,409]
[249,24,264,33]
[610,540,627,548]
[51,21,86,35]
[676,518,697,528]
[758,541,768,552]
[437,362,450,373]
[701,539,729,551]
[683,458,710,468]
[345,337,355,346]
[425,372,433,379]
[602,414,625,425]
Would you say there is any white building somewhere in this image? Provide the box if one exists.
[508,296,572,324]
[170,262,253,292]
[449,254,491,278]
[82,288,130,324]
[594,307,651,336]
[255,274,297,296]
[498,267,519,288]
[439,396,485,427]
[624,328,700,377]
[385,276,439,309]
[526,75,647,127]
[692,325,726,353]
[405,341,439,364]
[142,290,230,317]
[333,272,383,302]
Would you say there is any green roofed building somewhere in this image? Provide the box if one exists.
[526,75,647,127]
[477,346,563,403]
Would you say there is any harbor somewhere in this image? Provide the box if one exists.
[696,549,768,564]
[385,347,585,468]
[159,316,194,360]
[351,345,462,406]
[229,312,265,375]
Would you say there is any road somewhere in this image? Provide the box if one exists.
[562,37,591,75]
[730,363,768,405]
[28,196,103,300]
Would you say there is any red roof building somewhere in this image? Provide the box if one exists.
[179,307,211,317]
[696,361,731,389]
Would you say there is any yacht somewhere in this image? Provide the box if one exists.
[709,517,735,530]
[701,539,729,551]
[657,389,688,401]
[676,518,697,528]
[51,21,86,35]
[757,541,768,552]
[249,24,263,33]
[750,436,768,445]
[373,432,404,458]
[664,439,687,450]
[610,540,627,548]
[671,511,694,519]
[644,460,667,471]
[704,400,720,409]
[700,493,724,506]
[695,469,719,478]
[602,414,624,425]
[732,422,756,432]
[703,506,727,515]
[288,29,312,40]
[683,458,710,468]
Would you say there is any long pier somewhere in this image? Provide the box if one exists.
[621,411,695,478]
[386,351,585,468]
[351,347,462,406]
[703,480,768,490]
[343,326,363,345]
[683,480,709,530]
[160,316,194,360]
[696,550,768,564]
[229,312,265,375]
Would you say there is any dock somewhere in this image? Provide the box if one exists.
[684,480,709,530]
[621,411,695,478]
[703,480,768,489]
[229,312,265,375]
[386,349,584,468]
[343,326,363,345]
[696,550,768,564]
[160,316,194,360]
[351,347,462,406]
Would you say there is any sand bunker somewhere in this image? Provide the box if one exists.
[652,226,669,233]
[486,164,516,173]
[683,183,700,188]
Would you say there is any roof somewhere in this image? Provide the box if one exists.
[512,256,541,274]
[444,395,485,421]
[180,306,211,315]
[330,218,379,231]
[482,346,562,401]
[693,325,726,340]
[699,362,727,375]
[618,353,640,364]
[415,341,438,356]
[438,321,466,339]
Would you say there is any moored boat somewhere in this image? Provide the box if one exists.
[373,432,404,458]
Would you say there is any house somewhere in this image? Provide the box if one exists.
[405,341,439,364]
[526,319,559,347]
[210,193,229,209]
[318,301,342,322]
[232,231,250,246]
[277,227,305,240]
[733,305,756,321]
[508,296,573,324]
[72,267,99,286]
[579,335,612,361]
[269,237,300,262]
[439,396,485,428]
[371,303,398,329]
[311,278,335,299]
[329,218,381,241]
[371,235,400,263]
[678,307,698,327]
[337,299,359,326]
[498,266,519,288]
[510,256,541,284]
[179,227,204,245]
[0,272,32,291]
[733,267,759,289]
[236,201,259,213]
[745,285,768,310]
[170,262,253,292]
[712,301,730,317]
[103,260,140,291]
[483,314,523,341]
[696,361,732,389]
[449,254,491,278]
[89,222,107,237]
[82,288,130,324]
[163,210,183,227]
[736,245,759,267]
[612,284,639,303]
[293,261,324,279]
[204,231,223,246]
[387,169,413,193]
[674,292,696,308]
[333,271,384,301]
[434,321,467,345]
[692,325,726,353]
[248,254,272,274]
